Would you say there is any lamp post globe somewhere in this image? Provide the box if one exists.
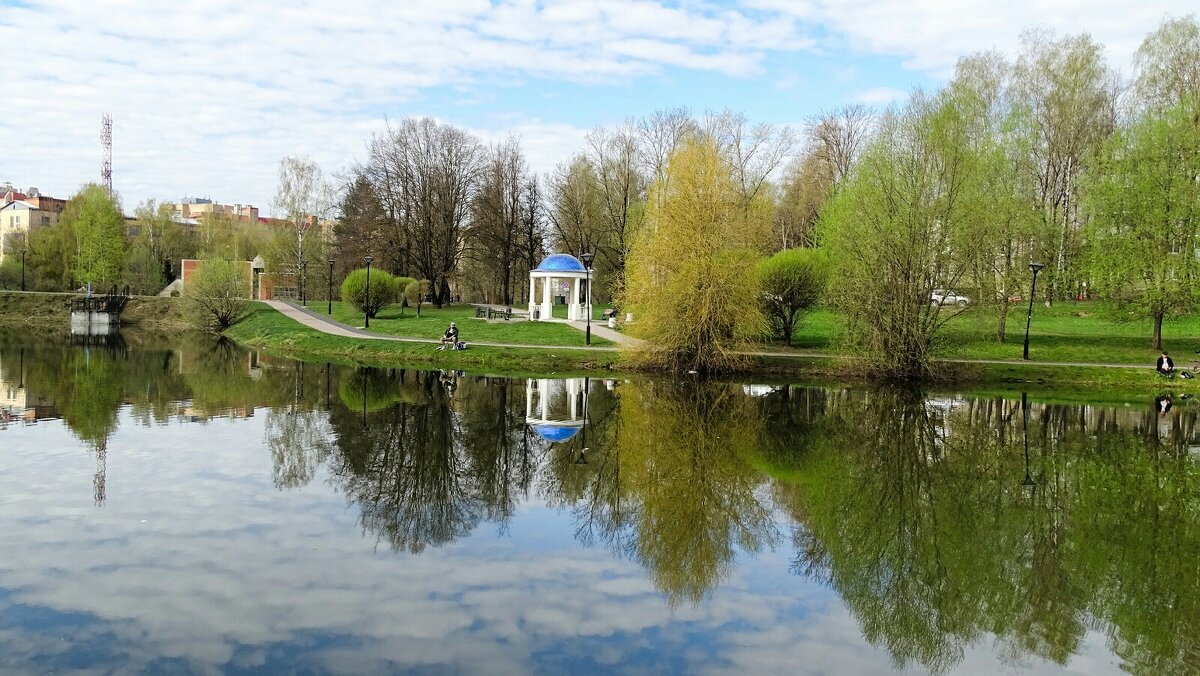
[1023,263,1045,361]
[579,252,595,345]
[363,256,374,329]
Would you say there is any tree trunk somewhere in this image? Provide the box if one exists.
[1153,312,1163,351]
[996,297,1009,343]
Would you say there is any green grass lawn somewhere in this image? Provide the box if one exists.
[776,301,1200,367]
[324,301,611,347]
[225,304,621,375]
[550,304,613,321]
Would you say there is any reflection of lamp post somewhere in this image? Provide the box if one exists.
[1021,392,1036,488]
[575,376,591,464]
[326,258,335,315]
[19,248,26,292]
[325,362,332,411]
[361,369,368,428]
[363,256,374,328]
[1023,263,1045,361]
[580,251,594,346]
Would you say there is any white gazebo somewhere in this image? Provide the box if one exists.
[528,253,591,321]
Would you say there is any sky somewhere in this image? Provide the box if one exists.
[0,0,1194,215]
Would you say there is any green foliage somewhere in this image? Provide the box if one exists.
[341,267,399,318]
[758,248,830,346]
[1084,103,1200,349]
[185,258,251,330]
[820,90,995,380]
[68,184,127,288]
[404,279,430,317]
[623,135,772,374]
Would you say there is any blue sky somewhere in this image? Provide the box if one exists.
[0,0,1192,213]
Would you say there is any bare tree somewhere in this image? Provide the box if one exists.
[805,104,874,187]
[273,156,333,299]
[365,118,484,306]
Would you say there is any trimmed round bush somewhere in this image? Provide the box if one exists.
[341,268,399,318]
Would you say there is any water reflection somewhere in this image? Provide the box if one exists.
[1,333,1199,674]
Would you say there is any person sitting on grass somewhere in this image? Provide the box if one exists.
[437,322,459,350]
[1156,351,1174,377]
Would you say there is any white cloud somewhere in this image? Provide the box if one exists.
[745,0,1183,76]
[0,0,1187,216]
[0,0,813,212]
[854,86,908,105]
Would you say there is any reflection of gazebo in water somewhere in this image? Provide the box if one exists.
[526,378,589,444]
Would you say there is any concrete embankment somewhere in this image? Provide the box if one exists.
[0,290,192,332]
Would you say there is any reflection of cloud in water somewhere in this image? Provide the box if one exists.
[0,407,1126,675]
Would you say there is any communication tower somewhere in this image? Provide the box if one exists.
[101,113,113,194]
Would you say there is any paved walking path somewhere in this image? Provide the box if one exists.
[265,301,1158,371]
[566,320,643,347]
[264,301,621,351]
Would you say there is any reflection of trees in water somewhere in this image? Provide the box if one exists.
[765,387,1200,675]
[611,381,777,607]
[326,370,545,553]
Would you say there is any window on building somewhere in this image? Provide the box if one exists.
[41,216,49,226]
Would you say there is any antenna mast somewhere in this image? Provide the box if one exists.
[101,113,113,194]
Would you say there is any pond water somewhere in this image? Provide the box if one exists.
[0,333,1197,675]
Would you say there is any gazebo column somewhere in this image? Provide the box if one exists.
[568,277,580,321]
[530,274,540,319]
[526,380,534,418]
[542,275,554,320]
[540,379,550,420]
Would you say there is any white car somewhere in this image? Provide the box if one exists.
[931,290,970,307]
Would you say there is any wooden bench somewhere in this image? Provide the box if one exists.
[474,306,487,318]
[487,307,514,320]
[602,308,618,319]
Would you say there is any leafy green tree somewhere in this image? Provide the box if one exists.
[1134,15,1200,111]
[124,199,193,294]
[622,135,773,373]
[1085,103,1200,350]
[758,247,830,346]
[820,90,993,380]
[404,279,430,317]
[341,267,398,318]
[68,184,127,289]
[185,258,251,330]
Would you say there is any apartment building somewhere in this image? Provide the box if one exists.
[166,197,259,223]
[0,186,67,262]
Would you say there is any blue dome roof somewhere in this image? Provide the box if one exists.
[532,424,582,443]
[536,254,586,272]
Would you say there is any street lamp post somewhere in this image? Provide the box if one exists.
[300,260,308,307]
[1022,263,1045,361]
[327,258,335,315]
[580,251,594,346]
[19,248,26,292]
[363,256,374,329]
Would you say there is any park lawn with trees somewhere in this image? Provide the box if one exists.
[326,301,612,347]
[768,301,1200,367]
[227,304,619,374]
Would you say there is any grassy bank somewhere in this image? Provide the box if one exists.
[226,305,622,376]
[224,303,1200,399]
[325,301,613,346]
[784,301,1200,367]
[0,290,192,331]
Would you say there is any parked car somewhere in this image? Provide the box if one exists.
[931,290,970,306]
